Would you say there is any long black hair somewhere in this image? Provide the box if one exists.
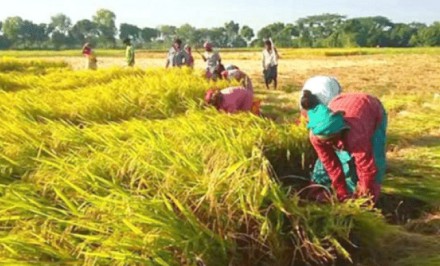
[301,90,320,110]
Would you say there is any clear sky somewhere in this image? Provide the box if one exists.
[0,0,438,30]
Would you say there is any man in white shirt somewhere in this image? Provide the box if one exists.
[262,40,280,90]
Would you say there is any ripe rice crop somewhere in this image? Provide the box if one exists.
[0,57,70,74]
[0,57,433,265]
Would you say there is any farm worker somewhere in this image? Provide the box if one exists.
[202,42,223,79]
[299,76,342,119]
[205,87,254,114]
[262,39,280,90]
[221,69,254,92]
[124,38,135,67]
[225,64,239,71]
[82,43,97,70]
[301,91,387,202]
[184,44,195,68]
[166,39,191,68]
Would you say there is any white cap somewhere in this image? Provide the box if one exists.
[301,76,342,106]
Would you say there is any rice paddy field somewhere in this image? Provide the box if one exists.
[0,48,439,265]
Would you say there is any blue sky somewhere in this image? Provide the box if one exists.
[0,0,438,30]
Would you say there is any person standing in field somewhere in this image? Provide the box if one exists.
[124,38,135,67]
[262,40,280,89]
[301,91,387,203]
[184,44,195,68]
[166,39,191,68]
[202,42,222,79]
[82,43,97,70]
[204,86,254,114]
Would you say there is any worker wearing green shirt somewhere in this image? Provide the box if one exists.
[124,38,135,67]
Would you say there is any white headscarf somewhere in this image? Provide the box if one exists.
[301,76,342,106]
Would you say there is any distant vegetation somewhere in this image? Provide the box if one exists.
[0,10,439,50]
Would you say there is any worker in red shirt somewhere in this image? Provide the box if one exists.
[184,45,194,68]
[301,91,387,202]
[82,43,97,70]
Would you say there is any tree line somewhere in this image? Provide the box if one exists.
[0,9,439,50]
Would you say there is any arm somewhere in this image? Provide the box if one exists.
[310,134,350,200]
[166,49,172,68]
[274,48,280,60]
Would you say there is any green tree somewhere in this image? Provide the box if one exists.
[2,16,24,46]
[49,14,72,49]
[231,36,247,47]
[51,31,70,49]
[141,27,159,43]
[257,23,295,47]
[412,22,440,46]
[70,19,98,46]
[119,23,140,41]
[408,25,425,46]
[50,14,71,34]
[20,21,48,48]
[0,21,12,49]
[340,16,393,47]
[296,14,346,47]
[388,23,417,47]
[176,23,200,44]
[93,9,117,47]
[159,25,177,42]
[200,27,228,47]
[240,25,254,45]
[224,20,240,46]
